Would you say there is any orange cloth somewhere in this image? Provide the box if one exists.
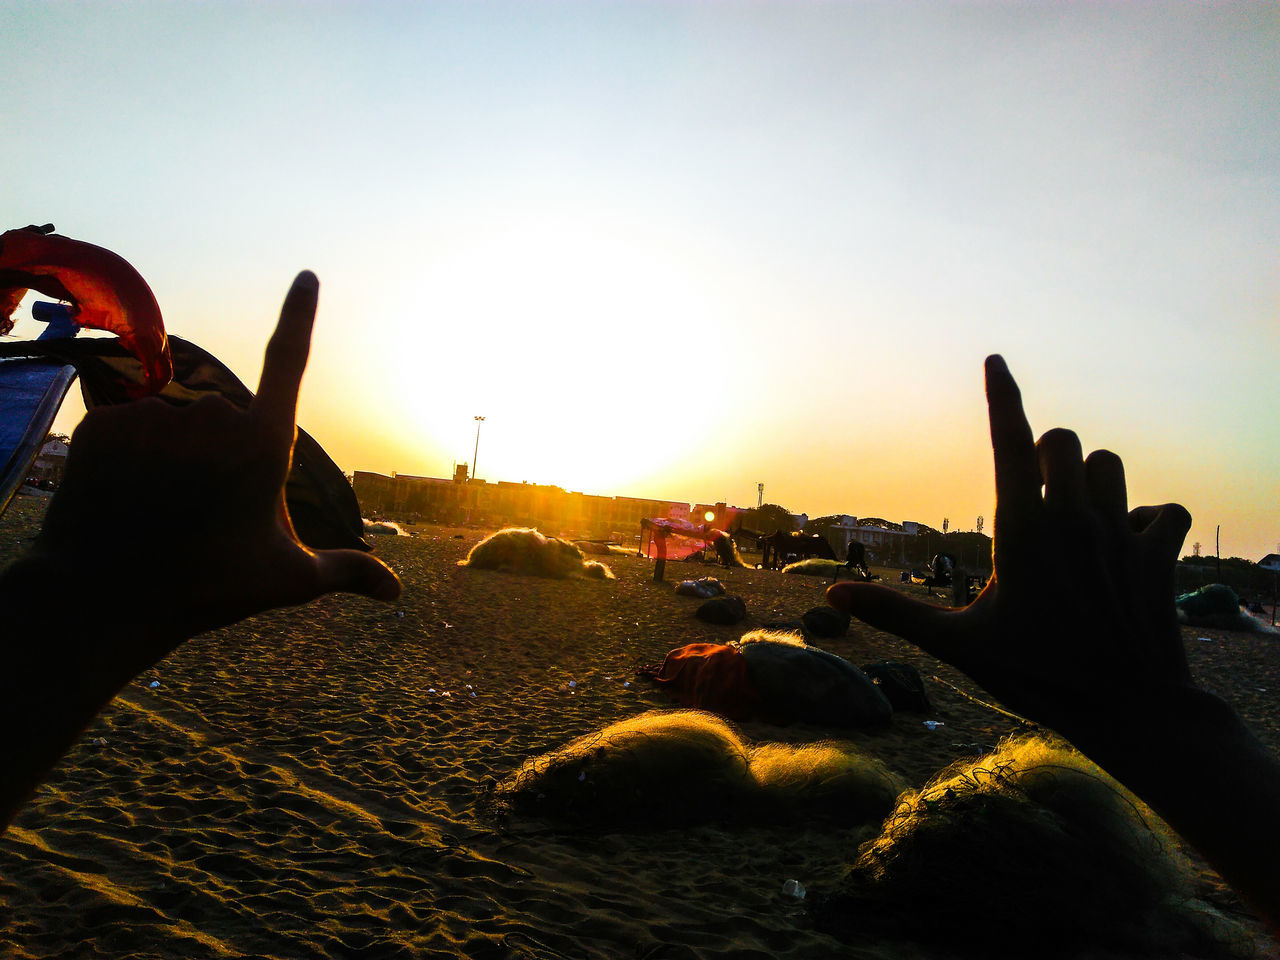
[0,228,171,396]
[644,643,762,721]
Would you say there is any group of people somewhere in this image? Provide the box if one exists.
[0,271,1276,936]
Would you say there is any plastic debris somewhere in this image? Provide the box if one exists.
[578,771,587,782]
[395,611,405,619]
[148,680,161,689]
[567,680,577,689]
[781,879,806,899]
[622,681,632,689]
[923,720,944,730]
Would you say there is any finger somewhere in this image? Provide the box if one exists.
[985,355,1042,516]
[1084,449,1128,520]
[1133,502,1192,563]
[312,549,403,602]
[252,271,319,436]
[827,582,966,666]
[1127,505,1161,534]
[1037,428,1087,508]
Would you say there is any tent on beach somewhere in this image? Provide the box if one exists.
[639,516,747,567]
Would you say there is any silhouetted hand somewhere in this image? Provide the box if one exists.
[1,272,402,826]
[827,355,1193,751]
[29,271,401,672]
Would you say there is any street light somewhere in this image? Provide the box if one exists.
[472,416,485,481]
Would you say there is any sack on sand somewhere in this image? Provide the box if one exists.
[638,643,762,721]
[738,638,892,728]
[675,577,726,599]
[1176,583,1279,635]
[860,660,932,714]
[695,595,746,625]
[801,605,850,639]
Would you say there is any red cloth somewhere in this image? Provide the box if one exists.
[645,643,762,721]
[0,228,172,396]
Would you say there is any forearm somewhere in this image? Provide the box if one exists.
[1070,687,1280,929]
[0,554,174,828]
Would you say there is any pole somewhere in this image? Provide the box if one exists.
[472,416,485,481]
[1216,524,1221,582]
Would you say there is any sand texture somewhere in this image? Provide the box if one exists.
[1,499,1277,958]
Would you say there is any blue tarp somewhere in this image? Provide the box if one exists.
[0,356,76,513]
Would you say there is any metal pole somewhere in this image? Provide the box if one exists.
[472,416,485,481]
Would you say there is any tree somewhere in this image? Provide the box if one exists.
[741,502,797,534]
[803,514,847,540]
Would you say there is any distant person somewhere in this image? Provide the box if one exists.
[844,540,870,580]
[931,552,954,584]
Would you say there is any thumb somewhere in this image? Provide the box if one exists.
[826,582,963,663]
[312,549,403,602]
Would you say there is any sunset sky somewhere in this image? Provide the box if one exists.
[3,3,1276,560]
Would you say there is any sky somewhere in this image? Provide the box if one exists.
[2,2,1277,560]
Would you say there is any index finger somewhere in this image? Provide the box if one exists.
[252,271,319,434]
[985,354,1042,516]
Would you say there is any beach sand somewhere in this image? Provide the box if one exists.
[1,497,1277,958]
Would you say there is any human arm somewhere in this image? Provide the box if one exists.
[0,272,401,826]
[827,355,1280,928]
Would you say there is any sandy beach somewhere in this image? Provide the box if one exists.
[1,496,1277,959]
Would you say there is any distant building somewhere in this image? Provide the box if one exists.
[27,439,68,489]
[848,521,916,553]
[352,470,691,538]
[1260,554,1280,572]
[808,515,921,562]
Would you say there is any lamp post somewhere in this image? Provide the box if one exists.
[472,416,485,481]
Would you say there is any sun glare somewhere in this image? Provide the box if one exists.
[367,216,738,494]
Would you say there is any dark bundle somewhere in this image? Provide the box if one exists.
[492,709,905,829]
[817,734,1251,957]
